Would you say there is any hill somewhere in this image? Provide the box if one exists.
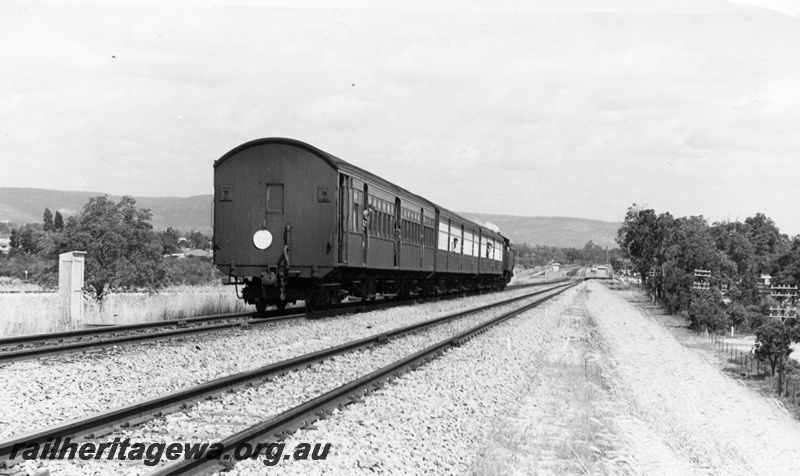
[0,188,621,247]
[460,213,621,249]
[0,188,212,234]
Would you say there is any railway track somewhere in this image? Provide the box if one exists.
[0,279,568,364]
[0,279,579,473]
[0,311,280,364]
[150,278,581,475]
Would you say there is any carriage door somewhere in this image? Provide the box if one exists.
[394,198,401,267]
[460,224,465,272]
[419,207,425,269]
[477,229,483,274]
[338,174,349,264]
[363,184,369,265]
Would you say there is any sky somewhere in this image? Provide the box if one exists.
[1,0,799,237]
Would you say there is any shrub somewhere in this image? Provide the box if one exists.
[688,290,729,331]
[164,257,221,286]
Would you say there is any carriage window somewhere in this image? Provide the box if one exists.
[450,225,461,253]
[464,231,473,257]
[438,221,449,251]
[423,216,435,247]
[351,189,362,232]
[266,184,284,213]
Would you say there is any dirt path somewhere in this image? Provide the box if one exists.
[479,281,800,475]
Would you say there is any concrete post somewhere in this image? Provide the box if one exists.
[59,251,86,323]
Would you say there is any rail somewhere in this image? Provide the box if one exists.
[149,280,581,475]
[0,280,578,467]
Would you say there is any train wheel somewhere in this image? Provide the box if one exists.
[255,299,268,314]
[276,300,288,311]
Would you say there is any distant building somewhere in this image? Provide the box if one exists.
[551,262,561,272]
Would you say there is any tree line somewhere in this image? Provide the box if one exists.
[616,204,800,378]
[514,240,622,268]
[0,196,218,300]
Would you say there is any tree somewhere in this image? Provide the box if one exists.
[774,236,800,287]
[582,240,605,265]
[753,319,800,377]
[18,225,42,254]
[54,211,64,231]
[43,208,54,232]
[9,228,19,250]
[745,213,787,274]
[616,206,675,287]
[187,230,210,250]
[688,289,727,331]
[61,196,166,301]
[160,227,181,255]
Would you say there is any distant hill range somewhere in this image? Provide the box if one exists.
[460,213,621,248]
[0,188,212,234]
[0,188,621,248]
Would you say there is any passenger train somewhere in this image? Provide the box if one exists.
[212,138,515,312]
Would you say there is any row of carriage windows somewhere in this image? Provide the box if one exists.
[348,187,502,261]
[437,222,503,261]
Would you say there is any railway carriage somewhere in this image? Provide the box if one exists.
[213,138,514,312]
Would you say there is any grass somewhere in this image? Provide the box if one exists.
[473,290,629,475]
[588,282,800,474]
[476,283,800,475]
[0,285,251,338]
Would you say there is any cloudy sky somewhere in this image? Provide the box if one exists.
[1,0,799,235]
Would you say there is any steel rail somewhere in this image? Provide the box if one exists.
[0,280,576,466]
[148,279,582,475]
[1,276,561,351]
[0,313,254,348]
[0,314,299,364]
[0,280,556,364]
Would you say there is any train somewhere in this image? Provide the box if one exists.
[212,138,515,312]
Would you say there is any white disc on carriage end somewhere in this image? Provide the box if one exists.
[253,230,273,250]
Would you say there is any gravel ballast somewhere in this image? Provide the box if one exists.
[7,286,571,475]
[220,285,585,475]
[0,286,549,441]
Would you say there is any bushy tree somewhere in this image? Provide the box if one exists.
[160,227,181,255]
[745,213,788,275]
[13,225,44,254]
[9,228,19,250]
[688,290,728,331]
[187,231,210,250]
[616,204,798,325]
[60,196,166,301]
[774,236,800,287]
[43,208,55,232]
[0,249,51,281]
[753,320,800,376]
[164,256,220,285]
[54,211,64,231]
